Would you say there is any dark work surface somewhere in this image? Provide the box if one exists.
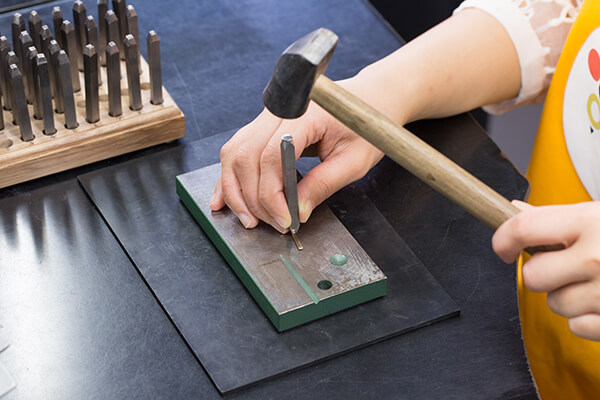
[0,1,50,14]
[78,131,459,393]
[0,180,211,399]
[0,0,537,399]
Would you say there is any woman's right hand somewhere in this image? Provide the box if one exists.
[210,7,523,233]
[210,82,386,233]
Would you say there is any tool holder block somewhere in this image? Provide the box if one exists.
[0,55,184,188]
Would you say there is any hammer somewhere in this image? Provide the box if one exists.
[263,28,562,254]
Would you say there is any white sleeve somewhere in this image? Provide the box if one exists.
[454,0,582,114]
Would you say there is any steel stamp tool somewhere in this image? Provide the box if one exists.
[52,7,63,48]
[11,13,25,69]
[280,134,303,250]
[0,37,12,111]
[98,0,108,65]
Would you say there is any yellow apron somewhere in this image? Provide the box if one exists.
[521,0,600,398]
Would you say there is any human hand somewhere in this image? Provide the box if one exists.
[210,80,386,233]
[492,201,600,341]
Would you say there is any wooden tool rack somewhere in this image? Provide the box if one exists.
[0,55,185,188]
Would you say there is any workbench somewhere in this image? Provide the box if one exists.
[0,0,537,398]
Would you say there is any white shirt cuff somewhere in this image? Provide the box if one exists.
[454,0,546,114]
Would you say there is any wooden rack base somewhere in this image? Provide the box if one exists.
[0,55,185,188]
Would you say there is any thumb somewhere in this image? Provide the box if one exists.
[296,154,368,223]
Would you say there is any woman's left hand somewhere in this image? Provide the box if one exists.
[492,201,600,341]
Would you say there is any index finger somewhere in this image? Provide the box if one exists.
[258,123,313,229]
[492,203,584,263]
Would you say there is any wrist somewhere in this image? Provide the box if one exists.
[336,63,415,127]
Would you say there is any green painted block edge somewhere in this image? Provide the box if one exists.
[176,177,281,330]
[176,176,387,332]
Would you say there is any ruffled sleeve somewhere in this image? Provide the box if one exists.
[454,0,582,114]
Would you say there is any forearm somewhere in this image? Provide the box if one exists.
[345,8,521,124]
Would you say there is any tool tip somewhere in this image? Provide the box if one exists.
[291,232,304,251]
[61,20,73,30]
[8,64,20,77]
[83,44,96,57]
[73,1,86,11]
[106,41,119,54]
[124,34,136,47]
[48,40,60,53]
[147,30,160,42]
[105,10,117,21]
[85,15,97,28]
[57,50,69,64]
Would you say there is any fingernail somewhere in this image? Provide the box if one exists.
[238,213,252,229]
[273,223,289,234]
[275,215,291,229]
[209,193,216,208]
[299,199,313,223]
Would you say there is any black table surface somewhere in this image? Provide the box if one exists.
[0,0,537,399]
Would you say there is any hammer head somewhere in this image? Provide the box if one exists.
[263,28,338,119]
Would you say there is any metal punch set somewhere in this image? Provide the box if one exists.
[0,0,185,189]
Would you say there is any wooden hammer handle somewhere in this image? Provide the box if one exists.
[311,75,518,229]
[310,76,566,254]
